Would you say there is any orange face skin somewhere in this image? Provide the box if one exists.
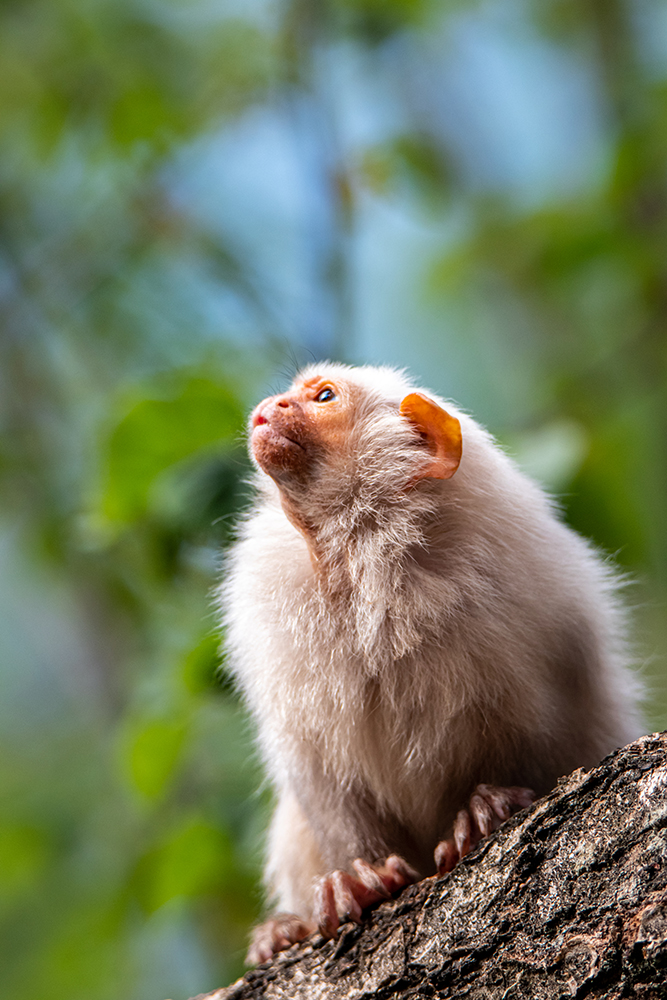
[250,376,355,485]
[250,374,462,562]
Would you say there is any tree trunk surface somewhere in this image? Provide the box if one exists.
[193,732,667,1000]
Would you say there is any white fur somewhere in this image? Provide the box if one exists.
[220,363,643,920]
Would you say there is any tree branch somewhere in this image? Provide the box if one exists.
[194,732,667,999]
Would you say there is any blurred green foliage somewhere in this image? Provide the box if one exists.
[1,0,666,998]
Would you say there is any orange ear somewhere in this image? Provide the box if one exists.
[400,392,462,481]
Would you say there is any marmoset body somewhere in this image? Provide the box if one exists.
[221,363,643,963]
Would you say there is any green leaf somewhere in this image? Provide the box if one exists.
[100,376,244,526]
[182,632,229,696]
[140,816,235,912]
[0,825,49,910]
[124,716,188,799]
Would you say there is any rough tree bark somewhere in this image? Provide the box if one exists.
[194,732,667,999]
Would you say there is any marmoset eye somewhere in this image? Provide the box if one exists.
[315,387,336,402]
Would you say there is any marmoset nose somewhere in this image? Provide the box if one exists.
[274,394,297,409]
[267,394,301,416]
[251,395,300,427]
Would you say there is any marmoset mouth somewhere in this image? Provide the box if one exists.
[253,421,305,449]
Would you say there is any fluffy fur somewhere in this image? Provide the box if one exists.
[221,363,643,920]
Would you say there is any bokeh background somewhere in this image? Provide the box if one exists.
[1,0,667,997]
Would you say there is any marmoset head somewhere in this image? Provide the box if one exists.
[249,364,463,490]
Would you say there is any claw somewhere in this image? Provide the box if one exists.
[247,913,312,965]
[316,853,419,940]
[434,837,458,875]
[382,854,420,890]
[453,807,471,858]
[435,782,535,877]
[331,870,364,923]
[352,857,391,898]
[476,783,511,821]
[314,874,339,939]
[469,792,494,837]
